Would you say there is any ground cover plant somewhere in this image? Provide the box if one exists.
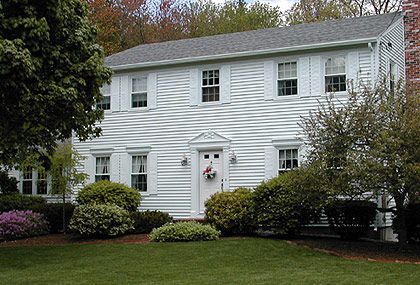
[0,238,418,284]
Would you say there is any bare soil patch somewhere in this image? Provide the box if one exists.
[0,233,150,247]
[291,236,420,264]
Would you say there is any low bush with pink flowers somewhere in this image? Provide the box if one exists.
[0,210,49,241]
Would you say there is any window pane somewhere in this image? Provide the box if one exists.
[132,77,147,92]
[325,57,346,75]
[101,84,111,95]
[202,86,220,102]
[96,157,110,174]
[325,75,346,92]
[278,79,298,96]
[278,149,299,171]
[37,180,48,195]
[132,156,147,173]
[23,181,32,195]
[132,174,147,192]
[96,95,111,110]
[95,175,110,182]
[278,62,297,79]
[202,69,219,87]
[132,93,147,108]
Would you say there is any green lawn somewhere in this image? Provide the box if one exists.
[0,238,418,284]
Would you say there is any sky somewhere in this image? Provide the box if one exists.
[209,0,299,12]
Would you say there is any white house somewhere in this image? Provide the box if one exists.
[12,12,409,236]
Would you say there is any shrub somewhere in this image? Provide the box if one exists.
[69,204,133,237]
[252,166,326,235]
[393,203,420,244]
[0,194,46,213]
[76,181,140,212]
[0,210,49,240]
[150,222,220,242]
[131,210,172,234]
[0,171,19,195]
[324,199,377,240]
[205,187,254,235]
[31,203,75,233]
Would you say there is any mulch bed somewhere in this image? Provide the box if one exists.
[0,233,150,247]
[290,236,420,264]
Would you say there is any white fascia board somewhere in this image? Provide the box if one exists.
[109,37,378,71]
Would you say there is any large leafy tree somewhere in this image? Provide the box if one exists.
[301,82,420,245]
[0,0,112,167]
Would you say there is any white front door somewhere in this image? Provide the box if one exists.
[199,150,223,213]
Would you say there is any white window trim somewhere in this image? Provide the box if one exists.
[199,67,221,106]
[130,153,148,193]
[20,168,50,196]
[129,74,149,111]
[276,60,299,97]
[97,84,112,113]
[323,54,348,96]
[95,156,111,182]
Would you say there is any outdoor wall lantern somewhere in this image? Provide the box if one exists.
[181,154,188,166]
[229,151,237,164]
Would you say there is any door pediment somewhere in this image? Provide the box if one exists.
[189,129,230,149]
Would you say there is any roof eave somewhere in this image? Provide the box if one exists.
[108,37,378,71]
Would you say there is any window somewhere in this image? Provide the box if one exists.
[37,170,48,195]
[96,84,111,110]
[389,61,398,92]
[22,168,33,195]
[278,149,299,174]
[202,69,220,102]
[325,56,346,93]
[95,156,110,182]
[278,62,298,96]
[131,155,147,192]
[131,77,147,108]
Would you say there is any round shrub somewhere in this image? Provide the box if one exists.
[76,181,140,212]
[0,210,49,241]
[131,210,173,234]
[252,167,326,235]
[324,199,377,240]
[69,204,133,237]
[150,221,220,242]
[0,194,46,213]
[205,187,254,235]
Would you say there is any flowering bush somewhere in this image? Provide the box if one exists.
[69,204,133,237]
[0,210,49,241]
[150,221,220,242]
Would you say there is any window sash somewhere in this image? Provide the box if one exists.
[278,62,297,79]
[132,92,147,108]
[278,149,299,173]
[131,155,147,192]
[325,57,346,75]
[132,77,147,93]
[96,95,111,110]
[101,84,111,95]
[325,75,347,92]
[278,79,298,96]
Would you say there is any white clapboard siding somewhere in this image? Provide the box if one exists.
[220,65,231,104]
[310,56,322,96]
[72,47,387,219]
[299,57,310,97]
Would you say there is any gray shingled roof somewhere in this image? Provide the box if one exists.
[105,12,402,68]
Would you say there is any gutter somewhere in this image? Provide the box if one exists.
[109,37,378,71]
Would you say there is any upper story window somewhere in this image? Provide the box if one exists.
[389,61,398,92]
[97,84,111,110]
[131,76,147,108]
[202,69,220,102]
[325,56,346,93]
[278,148,299,174]
[95,156,110,182]
[131,155,147,192]
[278,62,298,96]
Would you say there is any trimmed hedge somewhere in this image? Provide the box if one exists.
[31,203,75,233]
[69,204,133,237]
[252,168,325,235]
[205,187,254,235]
[76,181,140,212]
[131,210,172,234]
[0,210,49,241]
[0,194,46,213]
[150,222,220,242]
[324,199,377,240]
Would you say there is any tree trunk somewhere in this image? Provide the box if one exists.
[394,196,407,247]
[62,191,66,234]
